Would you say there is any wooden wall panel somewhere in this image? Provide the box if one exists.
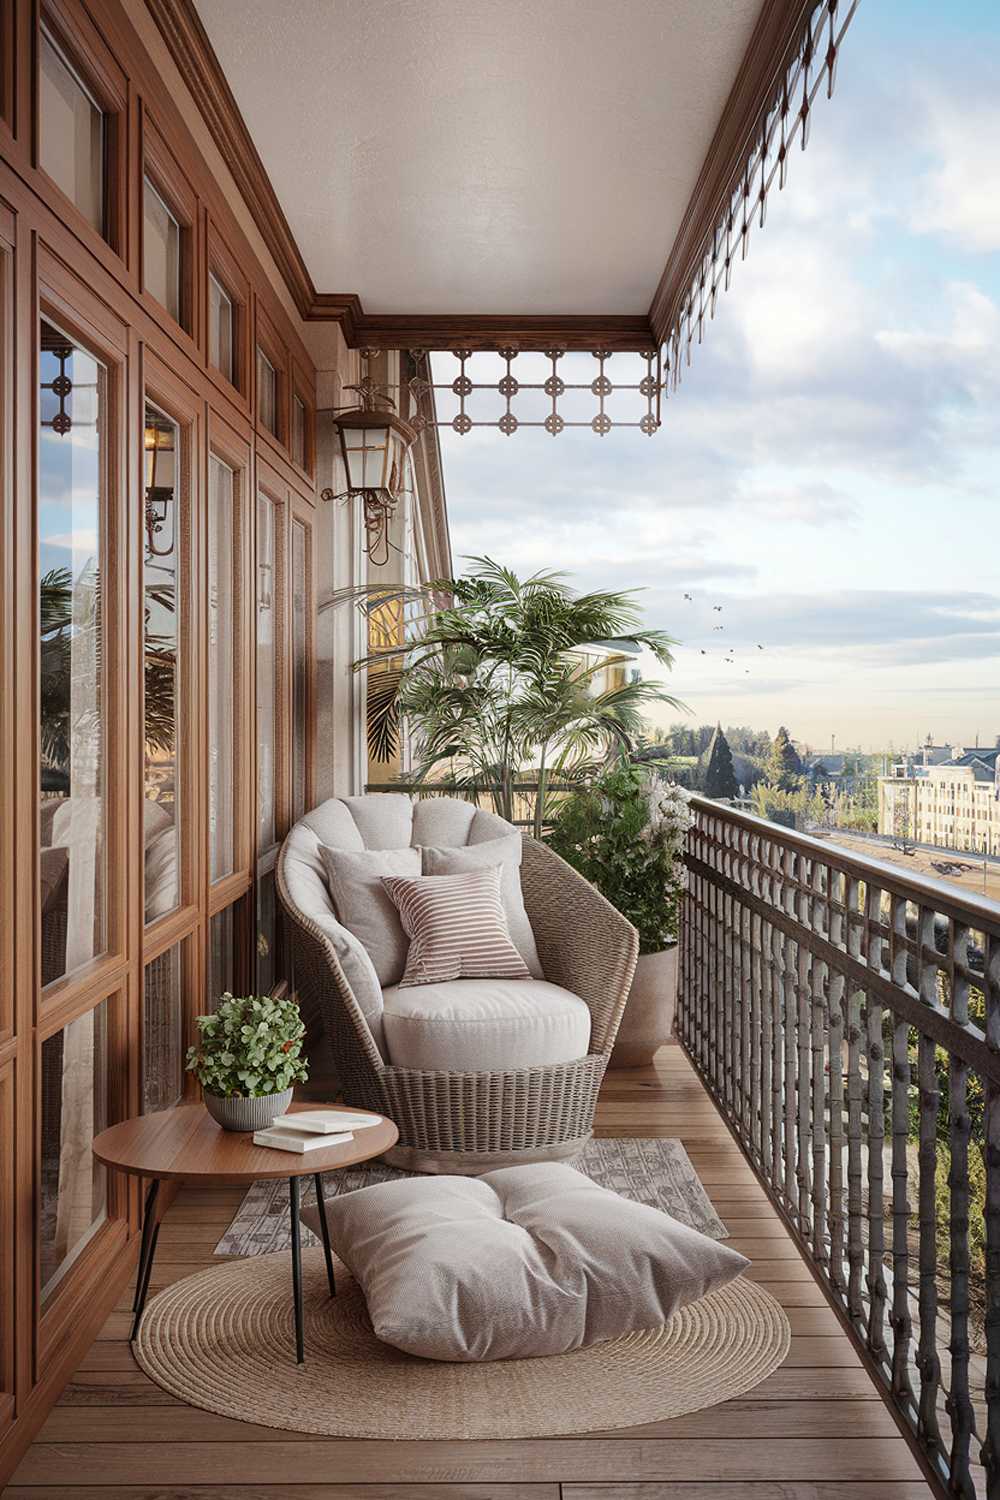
[0,0,319,1483]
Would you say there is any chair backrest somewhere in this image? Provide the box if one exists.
[280,794,520,930]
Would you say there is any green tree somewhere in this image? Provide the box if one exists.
[702,724,738,800]
[340,557,682,833]
[751,780,825,830]
[766,725,803,790]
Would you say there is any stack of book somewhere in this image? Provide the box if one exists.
[252,1109,383,1154]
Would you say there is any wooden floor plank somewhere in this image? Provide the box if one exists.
[8,1047,932,1497]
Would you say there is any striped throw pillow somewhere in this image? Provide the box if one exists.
[382,866,531,988]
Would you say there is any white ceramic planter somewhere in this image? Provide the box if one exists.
[611,945,679,1068]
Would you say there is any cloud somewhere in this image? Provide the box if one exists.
[909,92,1000,252]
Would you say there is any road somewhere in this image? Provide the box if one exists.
[810,826,1000,905]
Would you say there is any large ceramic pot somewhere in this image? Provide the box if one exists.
[203,1088,293,1133]
[611,945,679,1068]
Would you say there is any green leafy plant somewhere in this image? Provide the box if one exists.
[185,993,309,1098]
[336,557,682,833]
[546,762,692,953]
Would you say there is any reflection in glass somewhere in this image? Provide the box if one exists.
[256,871,277,996]
[40,999,109,1301]
[208,457,235,882]
[291,518,308,822]
[209,905,236,1007]
[39,320,106,985]
[39,29,104,234]
[143,404,180,922]
[257,493,276,851]
[256,349,276,435]
[143,177,181,323]
[209,273,234,383]
[143,944,183,1113]
[292,394,306,469]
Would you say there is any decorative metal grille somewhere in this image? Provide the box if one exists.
[664,0,860,393]
[406,348,662,437]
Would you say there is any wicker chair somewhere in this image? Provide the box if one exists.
[277,794,638,1173]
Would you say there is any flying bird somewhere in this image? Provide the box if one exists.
[683,593,693,601]
[713,605,722,612]
[757,644,764,651]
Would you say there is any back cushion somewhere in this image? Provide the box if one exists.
[421,834,542,977]
[320,846,421,987]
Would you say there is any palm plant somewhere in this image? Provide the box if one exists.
[339,557,682,834]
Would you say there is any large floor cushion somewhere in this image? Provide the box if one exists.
[380,978,591,1072]
[302,1162,749,1361]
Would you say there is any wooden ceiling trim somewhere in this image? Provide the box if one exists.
[146,0,315,318]
[315,309,658,354]
[647,0,821,346]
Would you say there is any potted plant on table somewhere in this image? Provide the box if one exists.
[185,993,309,1131]
[547,762,693,1066]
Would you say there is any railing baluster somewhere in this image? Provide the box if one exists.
[751,904,765,1168]
[984,930,1000,1496]
[828,966,847,1293]
[847,982,866,1325]
[917,1026,944,1458]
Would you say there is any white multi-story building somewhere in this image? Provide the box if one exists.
[879,748,1000,855]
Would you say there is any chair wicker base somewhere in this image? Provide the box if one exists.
[382,1132,592,1175]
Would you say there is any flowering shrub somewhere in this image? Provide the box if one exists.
[546,762,692,954]
[185,993,309,1098]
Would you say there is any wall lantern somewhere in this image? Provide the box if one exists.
[143,414,175,559]
[321,376,419,568]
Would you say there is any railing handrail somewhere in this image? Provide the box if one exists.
[689,792,1000,932]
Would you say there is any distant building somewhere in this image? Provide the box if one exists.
[878,748,1000,855]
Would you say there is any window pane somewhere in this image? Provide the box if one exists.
[143,945,183,1113]
[39,30,104,234]
[257,493,277,851]
[39,320,107,986]
[209,904,236,1006]
[291,518,308,822]
[143,403,180,922]
[143,177,181,323]
[40,999,109,1301]
[208,456,235,882]
[256,349,276,435]
[209,273,234,383]
[292,394,306,469]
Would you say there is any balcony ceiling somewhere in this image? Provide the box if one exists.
[193,0,763,318]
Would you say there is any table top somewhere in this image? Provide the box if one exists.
[91,1102,398,1183]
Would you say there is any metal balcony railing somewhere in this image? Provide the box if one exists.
[679,795,999,1500]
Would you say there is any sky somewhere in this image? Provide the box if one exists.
[434,0,1000,756]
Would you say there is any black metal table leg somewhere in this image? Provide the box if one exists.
[130,1178,160,1342]
[289,1176,305,1364]
[313,1173,336,1298]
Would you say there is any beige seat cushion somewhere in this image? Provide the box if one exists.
[301,1162,749,1362]
[380,976,590,1072]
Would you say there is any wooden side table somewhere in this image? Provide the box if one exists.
[92,1102,398,1363]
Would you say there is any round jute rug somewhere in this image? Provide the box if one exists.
[134,1248,790,1439]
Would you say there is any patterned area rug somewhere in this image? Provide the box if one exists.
[215,1137,727,1257]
